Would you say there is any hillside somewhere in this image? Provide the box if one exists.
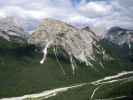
[0,18,133,100]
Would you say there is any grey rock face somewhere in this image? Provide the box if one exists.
[0,17,29,44]
[0,17,111,69]
[82,26,96,36]
[106,27,133,49]
[29,18,109,69]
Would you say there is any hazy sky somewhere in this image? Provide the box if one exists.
[0,0,133,35]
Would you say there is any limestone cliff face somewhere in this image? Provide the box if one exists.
[29,18,108,67]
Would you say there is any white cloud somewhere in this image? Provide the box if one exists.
[0,0,133,36]
[0,0,75,19]
[77,0,133,35]
[0,11,6,18]
[78,1,113,18]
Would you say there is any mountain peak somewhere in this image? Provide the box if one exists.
[29,18,109,70]
[106,27,133,44]
[0,17,29,43]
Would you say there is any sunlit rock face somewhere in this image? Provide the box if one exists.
[29,18,110,69]
[82,26,97,37]
[29,19,96,64]
[0,17,29,43]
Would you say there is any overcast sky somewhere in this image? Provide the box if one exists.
[0,0,133,35]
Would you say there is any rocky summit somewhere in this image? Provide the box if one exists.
[29,18,109,69]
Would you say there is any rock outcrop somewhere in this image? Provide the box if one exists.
[82,26,96,37]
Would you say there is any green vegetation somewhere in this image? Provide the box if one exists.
[0,39,133,100]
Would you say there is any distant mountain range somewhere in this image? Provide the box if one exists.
[103,26,133,61]
[105,26,133,47]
